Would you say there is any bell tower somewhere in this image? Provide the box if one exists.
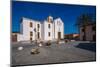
[47,16,53,23]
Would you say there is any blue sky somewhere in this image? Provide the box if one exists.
[12,1,96,34]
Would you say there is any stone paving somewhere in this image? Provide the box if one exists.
[11,41,96,66]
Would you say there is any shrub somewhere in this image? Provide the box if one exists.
[46,40,51,46]
[31,48,40,54]
[65,39,69,43]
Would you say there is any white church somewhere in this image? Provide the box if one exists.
[15,16,64,42]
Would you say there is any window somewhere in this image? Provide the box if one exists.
[30,22,33,27]
[82,28,85,32]
[92,26,96,31]
[30,37,32,41]
[48,32,50,37]
[48,24,50,28]
[37,24,40,31]
[30,31,33,36]
[37,24,40,28]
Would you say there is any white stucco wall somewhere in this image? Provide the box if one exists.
[17,34,24,41]
[54,18,64,39]
[18,17,42,41]
[41,23,44,40]
[43,21,53,41]
[17,17,64,42]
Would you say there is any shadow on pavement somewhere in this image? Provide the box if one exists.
[76,42,96,52]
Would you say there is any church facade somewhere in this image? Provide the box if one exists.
[16,16,64,42]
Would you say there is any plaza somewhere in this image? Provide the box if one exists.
[12,41,96,66]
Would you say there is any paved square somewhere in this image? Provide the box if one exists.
[12,41,96,66]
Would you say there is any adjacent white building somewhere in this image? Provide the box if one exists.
[16,16,64,42]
